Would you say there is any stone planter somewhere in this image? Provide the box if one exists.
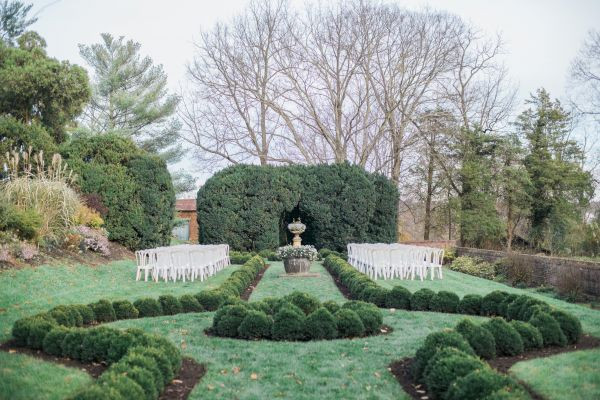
[283,257,312,274]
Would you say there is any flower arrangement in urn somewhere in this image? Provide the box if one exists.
[278,218,316,273]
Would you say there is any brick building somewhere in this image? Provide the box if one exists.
[175,199,198,243]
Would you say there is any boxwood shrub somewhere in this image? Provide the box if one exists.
[445,368,521,400]
[458,294,482,315]
[42,326,71,356]
[272,307,306,341]
[506,295,529,320]
[128,346,174,386]
[179,294,203,313]
[133,298,163,318]
[528,311,567,347]
[112,300,139,320]
[158,295,183,315]
[322,300,341,315]
[424,347,486,399]
[238,310,273,339]
[455,319,496,360]
[385,285,411,309]
[550,309,581,344]
[482,318,523,356]
[480,291,509,316]
[410,288,435,311]
[97,371,146,400]
[342,301,383,335]
[429,291,460,313]
[90,299,116,322]
[509,320,543,350]
[304,307,338,340]
[214,305,249,337]
[335,309,365,338]
[283,291,320,315]
[62,328,87,359]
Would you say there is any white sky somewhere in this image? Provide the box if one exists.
[28,0,600,190]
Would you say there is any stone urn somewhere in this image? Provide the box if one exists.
[284,257,312,274]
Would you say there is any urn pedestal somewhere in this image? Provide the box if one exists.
[283,257,312,274]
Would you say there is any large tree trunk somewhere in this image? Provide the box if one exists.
[423,150,435,240]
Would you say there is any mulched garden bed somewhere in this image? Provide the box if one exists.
[322,264,352,300]
[240,263,270,301]
[0,341,206,400]
[389,334,600,400]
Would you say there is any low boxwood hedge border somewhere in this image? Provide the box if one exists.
[323,255,584,399]
[9,255,265,399]
[208,291,388,341]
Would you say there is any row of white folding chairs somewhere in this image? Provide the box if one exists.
[135,244,230,282]
[347,243,444,281]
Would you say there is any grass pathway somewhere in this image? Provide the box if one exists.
[249,261,346,302]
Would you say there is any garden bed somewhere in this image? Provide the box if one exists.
[239,263,270,301]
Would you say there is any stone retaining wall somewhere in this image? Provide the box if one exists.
[400,240,457,249]
[456,247,600,297]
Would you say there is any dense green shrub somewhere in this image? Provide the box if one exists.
[410,288,435,311]
[412,329,475,382]
[141,334,182,373]
[385,286,411,309]
[49,305,82,327]
[27,318,57,349]
[238,310,273,339]
[361,286,389,307]
[195,290,227,311]
[458,294,482,315]
[449,256,495,279]
[481,291,509,316]
[272,307,306,341]
[42,326,70,356]
[482,318,523,356]
[322,300,341,315]
[497,294,519,318]
[179,294,203,313]
[71,384,124,400]
[528,311,567,347]
[61,328,86,359]
[318,248,346,261]
[97,371,145,400]
[509,321,543,350]
[483,386,531,400]
[108,364,157,400]
[214,305,249,338]
[424,348,486,399]
[158,295,182,315]
[112,300,139,320]
[127,346,174,386]
[455,319,496,359]
[335,309,365,338]
[304,307,338,340]
[430,291,460,313]
[229,251,255,264]
[0,202,42,240]
[506,295,529,320]
[550,309,582,344]
[445,368,519,400]
[119,353,164,392]
[90,299,116,322]
[517,298,550,321]
[283,291,320,315]
[196,163,397,251]
[342,301,383,335]
[73,304,95,325]
[133,298,163,318]
[106,331,138,364]
[61,134,175,250]
[81,327,118,362]
[273,301,305,317]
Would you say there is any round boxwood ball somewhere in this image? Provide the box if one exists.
[412,329,476,382]
[133,298,163,317]
[121,352,164,392]
[424,348,486,399]
[194,290,227,311]
[98,371,145,400]
[106,331,138,364]
[272,307,306,341]
[90,299,116,322]
[385,286,411,309]
[410,288,435,311]
[480,291,509,316]
[455,319,496,360]
[445,368,519,400]
[482,386,531,400]
[108,364,157,400]
[321,300,341,315]
[214,305,249,338]
[550,309,581,344]
[430,291,460,313]
[361,286,389,307]
[27,319,57,349]
[506,295,529,321]
[497,294,519,318]
[528,311,567,347]
[238,310,273,339]
[335,309,365,338]
[458,294,483,315]
[61,328,87,360]
[283,291,320,315]
[81,327,119,362]
[518,298,550,321]
[482,318,523,356]
[127,346,174,386]
[112,300,139,320]
[71,384,123,400]
[179,294,204,313]
[342,301,383,335]
[509,320,543,350]
[304,307,338,340]
[43,326,71,356]
[73,304,95,325]
[158,295,183,315]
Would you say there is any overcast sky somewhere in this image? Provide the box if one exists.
[27,0,600,188]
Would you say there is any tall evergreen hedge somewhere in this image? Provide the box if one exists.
[61,134,175,250]
[196,163,397,251]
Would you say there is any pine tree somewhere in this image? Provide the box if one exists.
[0,0,36,45]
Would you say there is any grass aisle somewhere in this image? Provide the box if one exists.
[0,261,240,341]
[249,261,346,302]
[375,268,600,336]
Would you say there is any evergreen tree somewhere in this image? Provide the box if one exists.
[78,33,194,193]
[516,88,594,253]
[0,0,36,45]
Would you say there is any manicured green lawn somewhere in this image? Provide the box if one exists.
[250,261,346,302]
[0,260,239,341]
[0,351,91,400]
[1,260,600,399]
[510,349,600,400]
[376,268,600,336]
